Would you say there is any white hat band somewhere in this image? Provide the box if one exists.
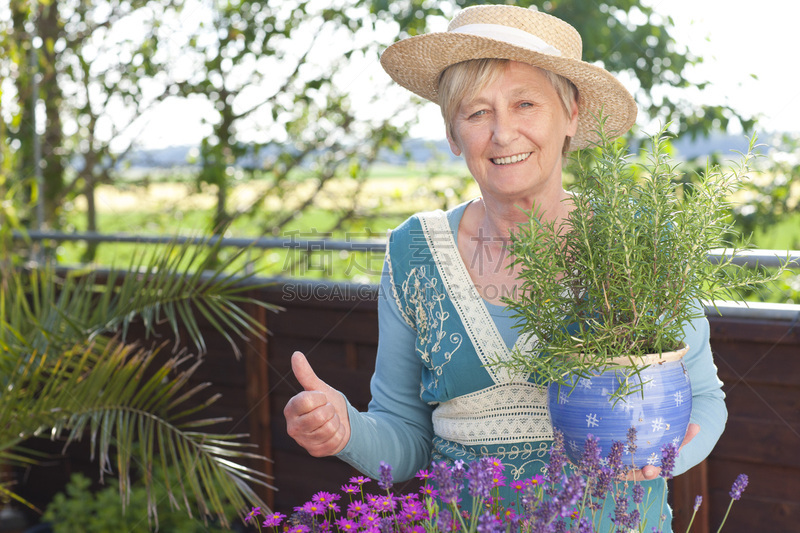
[452,23,563,57]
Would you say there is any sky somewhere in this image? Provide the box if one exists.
[132,0,800,148]
[652,0,800,135]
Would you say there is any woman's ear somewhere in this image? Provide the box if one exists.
[567,96,579,137]
[447,133,462,157]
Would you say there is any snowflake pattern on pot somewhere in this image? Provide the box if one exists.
[547,358,693,468]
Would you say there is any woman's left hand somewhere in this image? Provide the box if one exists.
[624,423,700,481]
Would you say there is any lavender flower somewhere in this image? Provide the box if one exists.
[613,492,629,526]
[547,429,569,487]
[625,509,641,529]
[694,495,703,511]
[660,442,678,479]
[576,517,594,533]
[633,483,645,504]
[607,440,625,476]
[477,511,503,533]
[436,508,453,532]
[431,461,460,504]
[579,434,601,476]
[378,462,393,491]
[729,473,749,500]
[626,426,638,455]
[467,457,496,499]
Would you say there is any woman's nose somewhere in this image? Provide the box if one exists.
[491,110,518,146]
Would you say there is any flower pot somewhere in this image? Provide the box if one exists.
[547,345,692,469]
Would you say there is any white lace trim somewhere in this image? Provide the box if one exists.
[419,210,531,385]
[432,382,553,445]
[384,229,416,330]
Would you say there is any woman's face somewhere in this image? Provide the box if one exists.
[447,61,578,205]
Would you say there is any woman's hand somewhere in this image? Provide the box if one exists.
[623,423,700,481]
[284,351,351,457]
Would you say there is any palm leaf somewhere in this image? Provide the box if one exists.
[3,338,272,526]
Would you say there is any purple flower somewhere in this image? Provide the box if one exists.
[431,460,461,504]
[510,479,527,492]
[607,440,625,476]
[467,457,497,499]
[437,509,453,532]
[613,492,628,526]
[350,475,371,486]
[633,483,645,504]
[373,494,396,513]
[547,429,568,486]
[556,474,585,517]
[625,509,641,529]
[341,484,358,495]
[378,462,393,491]
[400,499,426,522]
[346,500,367,517]
[301,501,326,516]
[419,485,438,498]
[694,495,703,511]
[626,426,638,455]
[729,473,749,500]
[576,517,594,533]
[313,491,340,504]
[336,518,358,532]
[262,512,286,528]
[591,467,612,500]
[360,511,380,528]
[660,442,678,479]
[477,511,503,533]
[288,526,310,533]
[245,506,262,524]
[415,469,432,480]
[579,434,601,476]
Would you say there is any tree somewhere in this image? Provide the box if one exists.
[1,0,757,253]
[1,0,185,242]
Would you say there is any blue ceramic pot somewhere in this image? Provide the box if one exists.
[547,346,692,469]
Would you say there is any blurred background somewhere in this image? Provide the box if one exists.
[2,0,799,300]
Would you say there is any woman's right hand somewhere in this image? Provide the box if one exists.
[284,351,351,457]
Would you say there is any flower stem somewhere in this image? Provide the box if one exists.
[715,499,736,533]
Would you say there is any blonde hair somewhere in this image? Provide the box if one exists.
[438,59,579,153]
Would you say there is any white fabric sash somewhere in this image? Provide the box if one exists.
[453,23,562,57]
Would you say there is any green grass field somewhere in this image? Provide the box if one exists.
[51,162,800,302]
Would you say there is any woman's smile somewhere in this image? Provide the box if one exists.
[491,152,532,165]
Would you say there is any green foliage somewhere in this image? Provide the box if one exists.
[42,468,235,533]
[1,0,755,261]
[497,120,789,400]
[0,194,276,526]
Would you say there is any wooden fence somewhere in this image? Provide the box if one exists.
[12,279,800,532]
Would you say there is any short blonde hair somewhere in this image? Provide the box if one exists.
[438,59,579,153]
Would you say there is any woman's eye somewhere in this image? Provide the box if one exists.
[469,110,486,118]
[520,102,533,108]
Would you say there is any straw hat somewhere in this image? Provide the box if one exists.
[380,4,637,150]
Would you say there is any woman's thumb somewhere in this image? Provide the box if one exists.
[291,351,326,392]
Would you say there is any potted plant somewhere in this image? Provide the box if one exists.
[493,119,787,467]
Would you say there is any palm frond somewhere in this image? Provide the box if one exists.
[4,338,272,526]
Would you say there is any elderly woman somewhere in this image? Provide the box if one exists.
[284,5,726,530]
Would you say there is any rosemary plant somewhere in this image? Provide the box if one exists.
[496,121,786,399]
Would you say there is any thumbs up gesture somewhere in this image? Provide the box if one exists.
[284,351,351,457]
